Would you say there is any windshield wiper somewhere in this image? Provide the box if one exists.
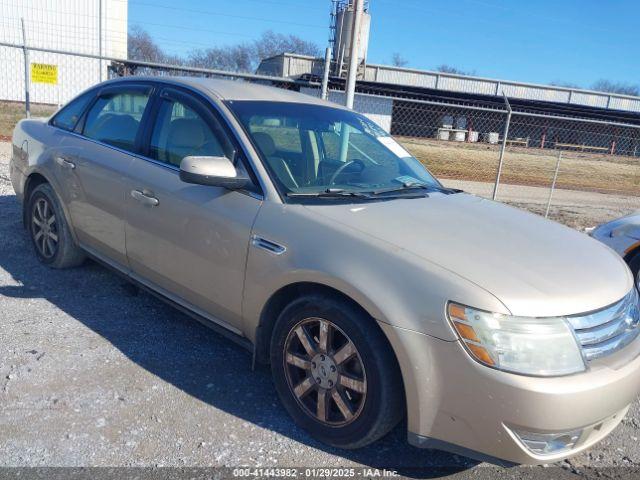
[286,188,373,199]
[370,184,430,195]
[369,183,462,196]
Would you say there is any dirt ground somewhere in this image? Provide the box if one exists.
[401,137,640,198]
[0,102,56,141]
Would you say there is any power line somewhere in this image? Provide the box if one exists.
[128,0,326,29]
[128,20,253,39]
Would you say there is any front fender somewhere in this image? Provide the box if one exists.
[241,202,509,343]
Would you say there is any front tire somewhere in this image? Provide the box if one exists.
[27,183,85,268]
[270,294,404,449]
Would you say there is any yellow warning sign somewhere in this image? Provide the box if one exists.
[31,63,58,84]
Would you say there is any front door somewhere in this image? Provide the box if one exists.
[124,88,262,333]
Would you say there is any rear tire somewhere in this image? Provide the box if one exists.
[270,294,404,449]
[27,183,85,269]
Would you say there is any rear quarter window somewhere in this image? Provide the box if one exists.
[50,91,94,131]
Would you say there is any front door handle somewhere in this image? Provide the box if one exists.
[55,156,75,169]
[131,189,159,207]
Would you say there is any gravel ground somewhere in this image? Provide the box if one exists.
[1,141,640,479]
[443,179,640,231]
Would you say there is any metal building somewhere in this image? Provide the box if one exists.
[0,0,127,105]
[257,53,640,117]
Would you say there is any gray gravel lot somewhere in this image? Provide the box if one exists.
[1,141,640,479]
[443,180,640,231]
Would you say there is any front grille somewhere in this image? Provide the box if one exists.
[566,288,640,361]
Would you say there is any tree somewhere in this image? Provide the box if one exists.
[253,30,321,62]
[391,52,408,67]
[128,26,165,63]
[127,26,321,74]
[436,64,475,76]
[591,79,640,96]
[186,30,320,73]
[189,45,254,73]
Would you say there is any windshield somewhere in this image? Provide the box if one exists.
[227,100,441,200]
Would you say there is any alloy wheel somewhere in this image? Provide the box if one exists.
[283,317,367,426]
[31,197,58,259]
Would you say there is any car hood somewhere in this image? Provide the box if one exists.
[305,193,632,317]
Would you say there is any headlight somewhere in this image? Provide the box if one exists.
[447,303,586,376]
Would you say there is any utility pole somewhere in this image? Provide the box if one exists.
[321,47,331,100]
[338,0,364,162]
[344,0,363,109]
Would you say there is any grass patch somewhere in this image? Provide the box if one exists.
[398,137,640,196]
[0,102,57,140]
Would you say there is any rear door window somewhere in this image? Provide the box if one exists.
[83,90,151,152]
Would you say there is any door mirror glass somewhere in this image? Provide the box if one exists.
[179,156,249,189]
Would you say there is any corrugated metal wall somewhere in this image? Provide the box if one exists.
[0,0,127,104]
[268,54,640,115]
[268,54,640,112]
[365,63,640,114]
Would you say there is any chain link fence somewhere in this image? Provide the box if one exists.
[1,37,639,229]
[383,94,640,229]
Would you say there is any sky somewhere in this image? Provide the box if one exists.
[127,0,640,89]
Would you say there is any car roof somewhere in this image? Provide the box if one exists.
[101,76,344,108]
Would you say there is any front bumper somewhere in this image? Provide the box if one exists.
[379,322,640,465]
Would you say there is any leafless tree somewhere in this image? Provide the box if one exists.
[253,30,320,62]
[128,26,166,63]
[391,53,408,67]
[591,79,639,96]
[436,64,475,76]
[127,27,321,74]
[189,45,254,73]
[187,30,320,72]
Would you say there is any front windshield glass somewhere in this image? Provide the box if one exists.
[227,100,441,199]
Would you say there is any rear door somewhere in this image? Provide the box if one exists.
[58,84,153,267]
[123,87,262,332]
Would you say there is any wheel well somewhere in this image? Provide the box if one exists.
[254,282,377,365]
[22,173,49,226]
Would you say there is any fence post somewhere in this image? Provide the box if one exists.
[21,18,30,118]
[545,152,562,218]
[492,94,512,200]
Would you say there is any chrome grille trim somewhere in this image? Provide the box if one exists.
[574,314,631,346]
[566,288,640,361]
[580,328,640,361]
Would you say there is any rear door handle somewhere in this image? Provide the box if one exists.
[131,189,159,207]
[55,156,75,169]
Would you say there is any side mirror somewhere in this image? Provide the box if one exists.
[179,156,249,189]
